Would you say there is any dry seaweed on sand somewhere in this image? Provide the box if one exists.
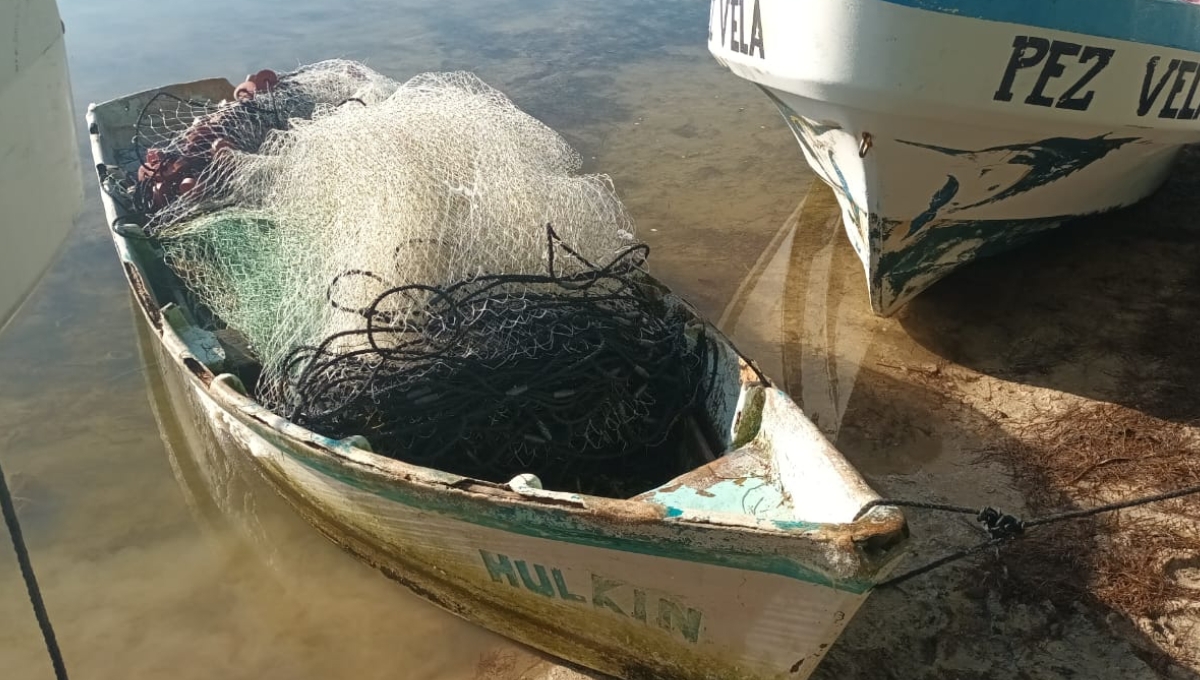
[983,402,1200,667]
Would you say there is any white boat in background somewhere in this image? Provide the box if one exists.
[0,0,82,328]
[710,0,1200,315]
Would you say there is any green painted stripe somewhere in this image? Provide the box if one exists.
[268,431,875,594]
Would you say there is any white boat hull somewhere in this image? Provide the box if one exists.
[215,385,875,680]
[140,309,875,679]
[0,0,82,327]
[86,77,908,679]
[709,0,1200,314]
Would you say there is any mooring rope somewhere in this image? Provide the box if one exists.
[0,458,68,679]
[859,482,1200,589]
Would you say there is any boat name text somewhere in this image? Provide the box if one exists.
[993,36,1114,112]
[479,549,704,644]
[1136,57,1200,120]
[993,34,1200,121]
[709,0,765,60]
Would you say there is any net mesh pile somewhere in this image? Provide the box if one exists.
[125,60,711,494]
[268,238,710,492]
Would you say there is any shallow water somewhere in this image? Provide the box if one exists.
[8,1,1196,678]
[0,1,818,678]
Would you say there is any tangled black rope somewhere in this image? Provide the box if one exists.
[258,228,714,496]
[0,456,68,680]
[857,482,1200,588]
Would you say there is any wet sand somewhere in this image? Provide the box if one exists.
[2,0,1199,678]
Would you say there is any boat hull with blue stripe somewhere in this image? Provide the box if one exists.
[86,78,908,680]
[709,0,1200,314]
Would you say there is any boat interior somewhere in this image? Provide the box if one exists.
[90,78,885,527]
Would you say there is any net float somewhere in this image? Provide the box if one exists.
[184,124,218,154]
[234,80,257,100]
[252,69,279,90]
[211,138,235,158]
[139,148,163,180]
[162,155,192,182]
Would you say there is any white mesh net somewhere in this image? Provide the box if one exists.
[153,66,636,390]
[116,60,709,495]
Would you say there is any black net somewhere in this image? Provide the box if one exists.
[260,231,714,495]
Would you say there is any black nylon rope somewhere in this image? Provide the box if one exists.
[256,226,716,496]
[861,482,1200,588]
[0,457,68,680]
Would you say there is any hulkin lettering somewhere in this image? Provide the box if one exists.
[515,560,555,598]
[480,549,518,586]
[553,568,585,602]
[591,574,626,616]
[477,550,705,644]
[657,598,704,644]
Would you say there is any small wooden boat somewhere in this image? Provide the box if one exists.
[86,77,908,680]
[1,0,82,326]
[710,0,1200,315]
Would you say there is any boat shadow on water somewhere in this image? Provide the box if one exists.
[132,297,608,680]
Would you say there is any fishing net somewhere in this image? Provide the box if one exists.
[128,60,401,222]
[266,234,711,493]
[127,61,713,495]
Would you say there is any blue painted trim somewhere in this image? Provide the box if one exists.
[879,0,1200,54]
[275,439,876,594]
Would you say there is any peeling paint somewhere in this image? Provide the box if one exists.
[898,135,1138,211]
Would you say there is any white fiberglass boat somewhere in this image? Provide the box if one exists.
[0,0,82,327]
[710,0,1200,314]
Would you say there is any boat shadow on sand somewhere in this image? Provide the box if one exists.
[880,145,1200,679]
[808,364,1199,680]
[901,145,1200,426]
[716,178,1199,679]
